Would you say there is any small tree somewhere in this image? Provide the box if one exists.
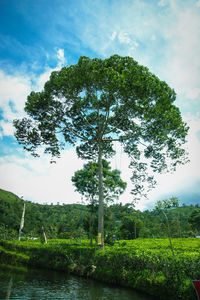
[72,160,126,244]
[13,55,189,246]
[72,160,126,203]
[155,197,179,255]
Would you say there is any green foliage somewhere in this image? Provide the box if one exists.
[0,189,84,239]
[156,197,179,210]
[93,239,199,299]
[119,215,143,239]
[72,160,127,204]
[13,55,189,200]
[0,188,197,241]
[189,208,200,232]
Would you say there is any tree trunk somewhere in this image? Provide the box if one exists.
[97,139,104,248]
[163,211,174,256]
[89,209,93,246]
[134,220,137,239]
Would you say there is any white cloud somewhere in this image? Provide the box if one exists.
[111,31,117,41]
[186,88,200,100]
[56,48,66,68]
[183,116,200,168]
[161,1,200,101]
[34,68,53,91]
[118,31,131,44]
[0,70,32,121]
[0,49,67,138]
[0,120,14,138]
[31,49,67,91]
[145,115,200,208]
[0,69,48,138]
[0,148,84,205]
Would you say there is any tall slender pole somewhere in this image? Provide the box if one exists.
[42,226,47,244]
[18,203,25,241]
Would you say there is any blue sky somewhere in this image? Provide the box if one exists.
[0,0,200,210]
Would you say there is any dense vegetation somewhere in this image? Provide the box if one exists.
[0,238,199,299]
[0,188,199,241]
[0,188,200,298]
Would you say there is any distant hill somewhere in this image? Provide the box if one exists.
[0,188,86,239]
[0,188,23,205]
[0,189,23,231]
[0,188,199,240]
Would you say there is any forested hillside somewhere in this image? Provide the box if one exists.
[0,188,199,241]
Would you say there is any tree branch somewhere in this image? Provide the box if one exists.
[79,108,98,134]
[103,103,132,137]
[102,100,110,135]
[61,124,91,142]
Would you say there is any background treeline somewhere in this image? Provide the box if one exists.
[0,188,199,241]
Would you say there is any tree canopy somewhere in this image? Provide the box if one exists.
[13,54,189,246]
[72,160,127,205]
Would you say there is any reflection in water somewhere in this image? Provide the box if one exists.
[6,277,12,300]
[0,265,154,300]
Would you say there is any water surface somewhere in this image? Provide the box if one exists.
[0,265,154,300]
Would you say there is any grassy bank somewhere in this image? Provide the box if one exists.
[0,238,199,299]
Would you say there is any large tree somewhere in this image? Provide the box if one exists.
[13,55,189,247]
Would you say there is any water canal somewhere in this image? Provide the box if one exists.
[0,265,155,300]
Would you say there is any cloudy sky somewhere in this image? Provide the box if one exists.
[0,0,200,210]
